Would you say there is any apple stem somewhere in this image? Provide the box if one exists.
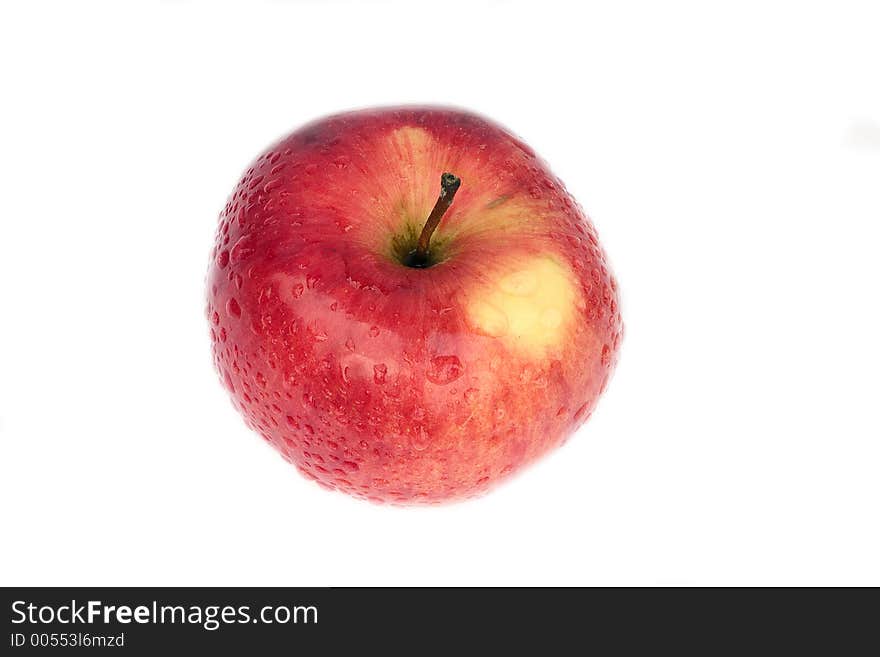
[405,172,461,268]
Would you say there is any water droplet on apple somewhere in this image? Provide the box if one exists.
[528,186,542,199]
[223,370,235,392]
[216,250,230,268]
[257,285,274,303]
[226,297,242,318]
[230,235,255,264]
[463,388,479,404]
[373,363,388,384]
[211,312,220,326]
[426,355,464,385]
[345,338,356,351]
[333,155,351,169]
[601,344,611,367]
[369,326,380,338]
[291,283,304,299]
[411,425,430,451]
[263,177,283,194]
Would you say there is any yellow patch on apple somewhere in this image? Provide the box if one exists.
[388,126,434,155]
[466,255,579,354]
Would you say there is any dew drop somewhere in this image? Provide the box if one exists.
[216,250,229,268]
[258,285,273,303]
[411,425,430,451]
[369,326,380,338]
[230,235,255,264]
[601,344,612,367]
[226,297,241,318]
[426,355,464,385]
[373,363,388,384]
[263,178,283,194]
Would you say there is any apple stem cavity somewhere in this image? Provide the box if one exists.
[404,172,461,268]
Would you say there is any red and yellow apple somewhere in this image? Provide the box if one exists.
[207,107,622,504]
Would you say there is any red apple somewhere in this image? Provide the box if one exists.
[207,107,622,504]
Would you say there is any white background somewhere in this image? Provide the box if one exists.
[1,1,879,586]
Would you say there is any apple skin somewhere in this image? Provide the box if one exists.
[207,107,622,504]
